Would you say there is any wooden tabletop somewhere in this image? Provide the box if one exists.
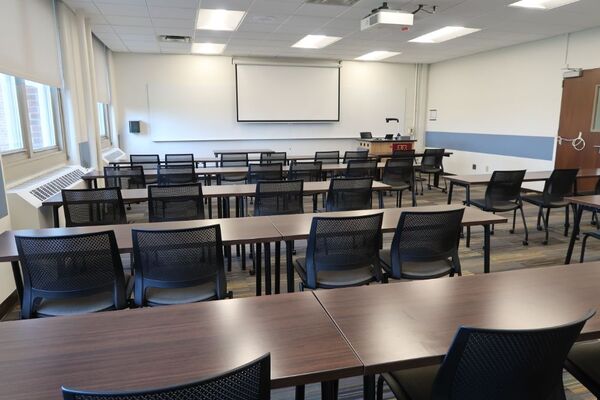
[445,169,600,185]
[315,262,600,375]
[268,205,508,241]
[565,195,600,208]
[83,162,389,180]
[43,181,392,207]
[0,216,282,262]
[213,149,274,155]
[0,292,363,399]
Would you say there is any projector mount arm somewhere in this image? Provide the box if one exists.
[369,3,437,15]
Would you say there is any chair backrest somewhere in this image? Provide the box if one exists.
[289,161,322,182]
[104,165,146,189]
[62,188,127,227]
[422,148,445,168]
[315,151,340,165]
[247,163,283,184]
[430,310,595,400]
[388,208,465,279]
[157,165,197,185]
[343,150,369,163]
[254,180,304,216]
[165,153,194,167]
[260,152,287,165]
[345,159,379,178]
[15,231,128,319]
[305,213,383,288]
[148,184,204,222]
[220,152,249,167]
[542,169,579,202]
[131,225,226,306]
[130,154,159,170]
[326,177,373,211]
[382,158,414,187]
[63,353,271,400]
[392,149,416,159]
[484,170,526,208]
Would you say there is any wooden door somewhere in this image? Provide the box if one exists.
[555,67,600,192]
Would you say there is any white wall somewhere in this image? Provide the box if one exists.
[425,26,600,178]
[113,54,418,156]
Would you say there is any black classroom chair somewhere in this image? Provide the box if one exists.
[62,353,271,400]
[148,183,204,222]
[295,213,384,290]
[343,150,369,163]
[254,180,304,216]
[391,149,416,159]
[344,159,379,179]
[289,161,323,212]
[165,153,195,167]
[565,339,600,398]
[380,208,464,281]
[62,188,127,227]
[132,225,230,306]
[381,158,417,207]
[522,169,579,245]
[157,164,197,185]
[219,152,249,184]
[326,177,373,211]
[15,231,131,319]
[469,170,529,245]
[130,154,159,185]
[247,163,283,184]
[377,310,595,400]
[104,165,146,189]
[416,148,446,193]
[315,151,340,165]
[260,151,287,165]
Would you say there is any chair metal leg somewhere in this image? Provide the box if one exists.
[537,208,543,231]
[580,234,591,263]
[295,385,305,400]
[466,226,471,248]
[510,209,517,234]
[543,207,550,245]
[377,375,384,400]
[564,205,570,237]
[519,204,529,245]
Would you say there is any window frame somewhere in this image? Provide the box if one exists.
[98,102,113,148]
[0,76,65,162]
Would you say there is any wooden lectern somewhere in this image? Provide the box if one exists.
[357,138,416,157]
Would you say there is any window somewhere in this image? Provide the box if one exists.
[25,80,57,150]
[0,73,24,152]
[97,102,108,138]
[593,85,600,133]
[0,73,62,156]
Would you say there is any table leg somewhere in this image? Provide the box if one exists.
[207,197,212,219]
[565,204,583,264]
[264,243,271,295]
[53,206,60,228]
[255,244,262,296]
[447,181,454,204]
[11,261,23,306]
[286,240,294,293]
[378,191,383,209]
[465,184,471,206]
[484,224,491,274]
[275,241,281,294]
[321,380,339,400]
[363,375,376,400]
[84,179,92,189]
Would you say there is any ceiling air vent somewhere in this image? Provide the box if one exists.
[159,35,191,43]
[305,0,361,5]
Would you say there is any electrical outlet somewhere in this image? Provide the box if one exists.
[472,164,476,170]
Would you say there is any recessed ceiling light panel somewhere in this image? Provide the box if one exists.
[196,9,246,31]
[409,26,481,43]
[292,35,342,49]
[509,0,580,9]
[355,51,401,61]
[191,43,226,54]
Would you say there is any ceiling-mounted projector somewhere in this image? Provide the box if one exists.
[361,2,414,31]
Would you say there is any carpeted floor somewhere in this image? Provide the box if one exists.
[4,182,600,399]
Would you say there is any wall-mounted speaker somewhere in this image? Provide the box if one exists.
[129,121,141,133]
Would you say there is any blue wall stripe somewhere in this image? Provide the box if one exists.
[425,131,555,161]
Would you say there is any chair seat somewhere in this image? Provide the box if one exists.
[470,198,519,212]
[295,258,375,288]
[37,291,117,317]
[36,276,132,317]
[566,340,600,396]
[381,364,440,400]
[146,281,217,305]
[418,167,442,174]
[583,230,600,240]
[379,250,454,279]
[385,182,411,191]
[522,194,569,208]
[221,174,247,182]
